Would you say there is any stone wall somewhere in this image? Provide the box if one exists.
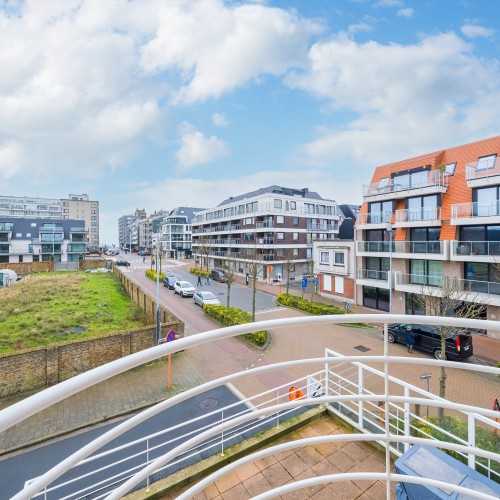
[0,325,179,398]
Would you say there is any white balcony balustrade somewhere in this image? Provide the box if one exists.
[466,157,500,188]
[451,240,500,262]
[451,201,500,224]
[395,207,441,227]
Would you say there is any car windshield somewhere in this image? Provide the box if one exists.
[200,292,217,299]
[179,282,191,287]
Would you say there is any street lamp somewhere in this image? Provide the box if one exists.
[420,372,432,419]
[155,229,161,345]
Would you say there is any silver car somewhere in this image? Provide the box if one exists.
[173,280,196,297]
[193,291,221,307]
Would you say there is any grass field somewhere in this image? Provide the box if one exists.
[0,272,147,354]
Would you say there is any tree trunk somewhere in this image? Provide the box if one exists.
[438,334,447,423]
[227,284,231,308]
[286,268,290,295]
[252,276,257,322]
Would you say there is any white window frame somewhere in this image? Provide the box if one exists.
[276,215,285,224]
[277,232,284,240]
[334,252,345,265]
[320,251,329,264]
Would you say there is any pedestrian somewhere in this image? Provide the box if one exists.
[197,275,202,286]
[405,327,415,354]
[206,275,210,285]
[143,256,145,263]
[245,273,249,286]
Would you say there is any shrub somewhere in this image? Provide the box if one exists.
[145,270,166,282]
[190,268,211,278]
[276,294,369,327]
[203,304,268,347]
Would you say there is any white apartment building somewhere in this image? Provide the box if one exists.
[160,207,204,259]
[192,186,341,282]
[61,194,99,250]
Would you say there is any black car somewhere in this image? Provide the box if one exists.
[211,269,227,283]
[162,276,178,289]
[115,260,130,267]
[388,323,473,361]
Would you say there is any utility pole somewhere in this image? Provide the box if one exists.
[155,230,161,344]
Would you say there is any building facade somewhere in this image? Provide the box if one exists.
[356,135,500,337]
[160,207,204,259]
[0,217,88,263]
[138,212,166,252]
[0,195,61,219]
[118,209,146,251]
[61,194,99,250]
[192,186,341,282]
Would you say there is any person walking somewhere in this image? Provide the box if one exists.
[406,327,415,354]
[206,275,210,285]
[245,273,249,286]
[197,275,202,286]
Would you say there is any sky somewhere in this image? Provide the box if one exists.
[0,0,499,244]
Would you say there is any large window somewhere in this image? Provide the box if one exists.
[368,201,393,223]
[465,262,500,295]
[459,225,500,255]
[365,257,389,280]
[473,186,500,217]
[410,227,441,253]
[406,194,439,221]
[363,286,390,312]
[406,293,425,315]
[334,252,345,265]
[320,251,329,264]
[410,260,443,286]
[392,166,430,191]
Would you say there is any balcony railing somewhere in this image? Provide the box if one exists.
[357,241,394,253]
[452,201,500,220]
[455,277,500,296]
[4,315,500,500]
[356,269,389,281]
[69,227,89,233]
[466,157,500,181]
[395,272,444,287]
[452,240,500,257]
[307,223,339,231]
[256,221,274,229]
[363,170,448,198]
[357,212,393,225]
[395,206,441,223]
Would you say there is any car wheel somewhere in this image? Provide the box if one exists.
[387,332,396,343]
[434,349,446,360]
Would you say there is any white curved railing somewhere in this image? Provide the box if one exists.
[1,315,500,499]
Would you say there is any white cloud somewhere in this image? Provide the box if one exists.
[375,0,402,7]
[0,140,24,179]
[397,8,414,18]
[286,32,500,168]
[212,113,229,127]
[140,0,323,103]
[176,122,230,170]
[461,24,496,39]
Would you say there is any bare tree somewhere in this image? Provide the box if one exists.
[241,249,263,322]
[195,234,211,271]
[282,248,298,295]
[413,277,488,423]
[221,261,237,308]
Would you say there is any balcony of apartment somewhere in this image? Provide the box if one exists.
[3,315,499,500]
[358,240,446,260]
[363,171,448,202]
[356,211,393,230]
[453,277,500,307]
[256,236,274,246]
[451,240,500,263]
[394,271,445,295]
[311,234,337,242]
[355,268,391,288]
[0,222,13,241]
[451,201,500,225]
[256,220,274,229]
[69,227,89,234]
[67,244,87,254]
[466,156,500,188]
[3,245,34,255]
[394,207,441,228]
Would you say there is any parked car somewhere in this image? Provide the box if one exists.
[193,291,221,307]
[115,260,130,267]
[163,275,179,289]
[388,323,473,361]
[211,268,227,283]
[173,280,196,297]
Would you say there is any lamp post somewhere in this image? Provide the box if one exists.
[155,230,161,345]
[386,224,393,314]
[420,372,432,419]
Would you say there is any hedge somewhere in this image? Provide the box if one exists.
[203,304,268,347]
[190,268,211,278]
[145,269,166,282]
[276,294,370,327]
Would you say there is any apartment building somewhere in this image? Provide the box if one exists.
[192,186,341,282]
[118,209,146,250]
[160,207,204,259]
[0,195,61,219]
[0,217,88,264]
[61,194,99,250]
[138,211,166,251]
[356,135,500,337]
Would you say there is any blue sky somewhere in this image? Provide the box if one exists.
[0,0,499,244]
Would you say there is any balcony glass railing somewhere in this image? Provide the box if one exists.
[357,241,394,253]
[396,272,444,287]
[0,222,13,231]
[395,206,441,223]
[357,212,393,225]
[452,201,500,219]
[452,240,500,257]
[363,170,447,197]
[256,221,274,229]
[456,278,500,295]
[466,157,500,181]
[356,269,389,281]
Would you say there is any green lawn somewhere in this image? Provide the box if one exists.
[0,272,146,353]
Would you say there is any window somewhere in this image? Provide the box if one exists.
[476,154,497,171]
[320,251,329,264]
[363,286,389,312]
[276,215,284,224]
[334,252,345,265]
[335,277,344,294]
[290,201,296,210]
[274,199,282,209]
[293,217,299,225]
[444,162,456,176]
[293,248,299,256]
[324,274,332,291]
[365,257,389,280]
[368,201,393,223]
[392,166,430,191]
[63,209,69,213]
[293,232,299,240]
[459,225,500,256]
[378,177,389,189]
[410,227,441,253]
[406,293,425,315]
[473,186,500,217]
[243,217,253,225]
[465,262,500,295]
[277,233,284,240]
[410,260,443,286]
[406,195,439,221]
